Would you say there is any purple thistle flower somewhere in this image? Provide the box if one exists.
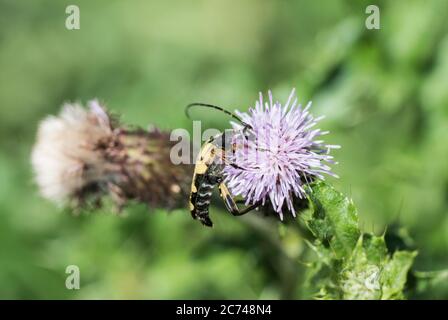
[223,89,340,219]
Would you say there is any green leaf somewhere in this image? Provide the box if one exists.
[302,239,343,299]
[303,181,360,259]
[362,233,388,265]
[302,182,418,300]
[340,236,382,300]
[380,251,417,300]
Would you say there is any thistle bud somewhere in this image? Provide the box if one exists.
[31,100,191,211]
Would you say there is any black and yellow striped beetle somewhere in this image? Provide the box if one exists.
[185,103,260,227]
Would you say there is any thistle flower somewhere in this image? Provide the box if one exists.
[224,89,339,219]
[31,100,191,211]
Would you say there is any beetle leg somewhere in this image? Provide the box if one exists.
[218,182,259,216]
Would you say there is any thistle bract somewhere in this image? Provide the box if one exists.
[224,89,339,219]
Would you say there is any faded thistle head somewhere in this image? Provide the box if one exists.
[31,100,191,211]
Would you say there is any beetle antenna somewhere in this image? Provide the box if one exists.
[185,102,251,129]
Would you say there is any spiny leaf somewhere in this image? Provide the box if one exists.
[380,251,417,300]
[303,181,360,259]
[362,233,388,265]
[301,182,418,300]
[340,236,382,300]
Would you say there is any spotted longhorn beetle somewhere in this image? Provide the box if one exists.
[185,102,260,227]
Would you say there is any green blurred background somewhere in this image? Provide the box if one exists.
[0,0,447,299]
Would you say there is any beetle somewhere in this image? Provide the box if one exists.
[185,102,260,227]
